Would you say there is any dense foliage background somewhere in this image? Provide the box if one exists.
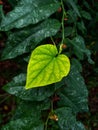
[0,0,98,130]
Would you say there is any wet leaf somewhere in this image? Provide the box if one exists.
[25,44,70,89]
[1,119,44,130]
[71,58,82,72]
[65,0,81,17]
[57,63,88,113]
[13,100,50,120]
[55,107,86,130]
[0,0,60,31]
[3,74,55,101]
[69,35,94,64]
[74,122,86,130]
[1,19,60,60]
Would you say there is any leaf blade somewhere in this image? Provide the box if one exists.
[0,0,60,31]
[57,62,88,113]
[25,44,70,89]
[3,73,56,101]
[1,19,60,60]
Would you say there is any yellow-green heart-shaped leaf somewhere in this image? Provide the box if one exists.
[25,44,70,89]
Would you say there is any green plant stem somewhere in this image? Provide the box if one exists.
[44,114,49,130]
[50,37,56,46]
[59,0,66,54]
[44,100,54,130]
[61,0,65,44]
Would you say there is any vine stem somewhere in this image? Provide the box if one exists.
[44,114,49,130]
[50,0,66,54]
[50,37,56,46]
[58,0,66,54]
[61,0,65,44]
[44,100,54,130]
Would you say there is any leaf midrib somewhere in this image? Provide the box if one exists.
[1,3,58,28]
[27,57,57,86]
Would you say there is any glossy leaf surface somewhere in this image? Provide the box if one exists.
[25,44,70,89]
[57,62,88,113]
[12,100,50,121]
[1,119,44,130]
[1,100,49,130]
[55,107,86,130]
[0,0,60,31]
[69,35,94,64]
[3,74,55,101]
[1,19,60,60]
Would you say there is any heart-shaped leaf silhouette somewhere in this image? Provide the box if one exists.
[25,44,70,89]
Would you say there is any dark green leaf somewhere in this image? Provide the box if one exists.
[1,119,44,130]
[81,10,92,20]
[64,27,74,37]
[13,100,50,120]
[55,107,76,130]
[65,0,81,17]
[67,9,78,24]
[71,58,82,72]
[1,19,60,60]
[73,122,86,130]
[77,21,86,34]
[83,1,90,9]
[0,0,60,31]
[69,35,94,64]
[55,107,80,130]
[1,92,50,130]
[3,74,55,101]
[55,107,86,130]
[57,63,88,113]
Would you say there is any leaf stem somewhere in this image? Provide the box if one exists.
[44,114,49,130]
[44,100,54,130]
[50,37,56,46]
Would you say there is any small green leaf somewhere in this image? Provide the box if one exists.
[77,21,86,34]
[55,107,86,130]
[25,44,70,89]
[81,10,92,20]
[55,107,76,130]
[68,35,94,64]
[65,0,81,17]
